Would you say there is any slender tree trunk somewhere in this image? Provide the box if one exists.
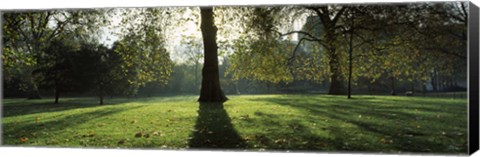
[99,83,104,105]
[198,7,228,103]
[391,76,396,96]
[54,88,59,104]
[431,70,438,92]
[347,44,352,98]
[347,17,354,99]
[422,82,427,96]
[54,71,59,104]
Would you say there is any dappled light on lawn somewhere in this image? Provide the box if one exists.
[2,95,467,153]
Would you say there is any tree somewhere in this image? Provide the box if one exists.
[2,10,110,99]
[33,38,80,104]
[180,35,204,91]
[198,7,228,102]
[114,8,174,97]
[277,6,347,95]
[73,42,120,105]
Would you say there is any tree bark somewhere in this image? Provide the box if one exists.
[431,73,437,92]
[54,72,59,104]
[100,95,104,105]
[312,6,346,95]
[326,31,345,95]
[99,83,104,105]
[347,13,354,99]
[198,7,228,103]
[347,43,352,98]
[54,88,59,104]
[390,76,396,95]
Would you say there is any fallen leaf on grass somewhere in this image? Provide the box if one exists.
[83,132,96,137]
[118,139,127,144]
[239,115,250,120]
[379,138,393,144]
[274,139,287,144]
[152,131,161,136]
[19,137,29,143]
[135,132,143,138]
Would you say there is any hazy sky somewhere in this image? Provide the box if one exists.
[98,8,305,64]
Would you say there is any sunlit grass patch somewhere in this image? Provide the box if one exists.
[2,94,467,154]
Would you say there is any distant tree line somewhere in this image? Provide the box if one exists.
[2,2,468,104]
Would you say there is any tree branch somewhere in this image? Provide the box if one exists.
[332,7,347,25]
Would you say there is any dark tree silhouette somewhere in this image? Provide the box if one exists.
[198,7,228,102]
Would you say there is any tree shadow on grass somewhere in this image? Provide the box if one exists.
[2,105,144,146]
[249,96,467,154]
[2,97,147,117]
[188,102,246,150]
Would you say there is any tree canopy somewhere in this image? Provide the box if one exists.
[2,2,468,102]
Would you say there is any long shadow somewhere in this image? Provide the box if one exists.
[3,105,143,145]
[188,102,246,149]
[2,97,157,117]
[250,96,467,153]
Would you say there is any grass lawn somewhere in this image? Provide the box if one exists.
[1,94,468,154]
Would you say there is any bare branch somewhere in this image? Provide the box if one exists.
[332,7,347,25]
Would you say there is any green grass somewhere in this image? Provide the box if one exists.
[1,94,468,154]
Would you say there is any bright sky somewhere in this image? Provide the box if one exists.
[98,7,305,64]
[98,8,203,63]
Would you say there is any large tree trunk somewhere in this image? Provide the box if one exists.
[326,31,345,95]
[312,6,346,95]
[198,7,228,103]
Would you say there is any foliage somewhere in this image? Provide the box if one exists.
[32,38,81,95]
[2,9,112,98]
[228,39,294,84]
[105,8,176,96]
